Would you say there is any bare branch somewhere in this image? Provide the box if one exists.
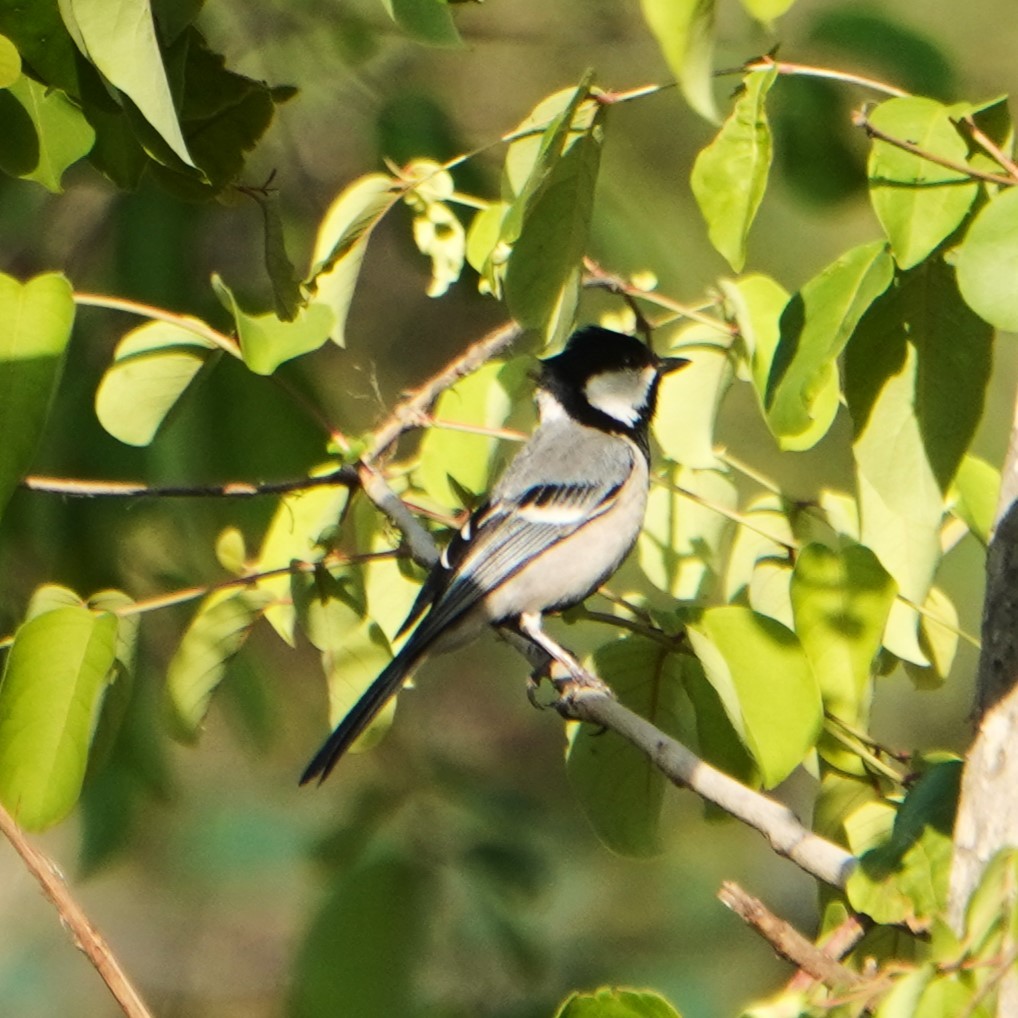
[0,802,153,1018]
[718,881,864,990]
[558,688,855,888]
[741,53,909,98]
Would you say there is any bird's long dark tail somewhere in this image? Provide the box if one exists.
[299,648,420,785]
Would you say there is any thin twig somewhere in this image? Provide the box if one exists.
[365,320,524,461]
[0,802,154,1018]
[786,913,869,993]
[719,881,865,990]
[74,292,242,358]
[22,468,358,500]
[852,107,1017,188]
[742,53,909,99]
[956,114,1018,179]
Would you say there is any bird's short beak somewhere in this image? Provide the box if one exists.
[659,356,691,375]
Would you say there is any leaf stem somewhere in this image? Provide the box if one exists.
[741,54,909,99]
[73,292,242,358]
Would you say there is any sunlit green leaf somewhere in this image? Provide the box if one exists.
[718,272,790,405]
[0,271,75,520]
[0,75,95,191]
[903,587,959,688]
[0,32,19,86]
[501,77,605,335]
[165,588,275,741]
[738,0,796,22]
[640,0,717,121]
[307,173,397,346]
[691,67,776,270]
[845,259,991,663]
[956,185,1018,332]
[766,241,893,451]
[555,986,684,1018]
[686,606,821,787]
[212,274,334,374]
[417,358,528,507]
[791,544,896,771]
[951,454,1000,546]
[567,638,683,856]
[255,472,350,645]
[0,605,117,830]
[95,318,219,446]
[867,97,979,269]
[847,758,961,928]
[638,464,736,601]
[652,324,733,469]
[59,0,195,167]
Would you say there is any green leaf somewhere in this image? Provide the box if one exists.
[212,274,334,375]
[738,0,796,22]
[0,75,95,191]
[254,471,350,644]
[291,855,433,1017]
[718,272,790,406]
[567,638,683,857]
[416,358,528,507]
[94,318,219,446]
[164,588,274,741]
[0,605,117,830]
[638,464,736,601]
[257,189,302,320]
[378,0,461,47]
[651,324,734,469]
[690,67,777,271]
[956,185,1018,331]
[59,0,196,168]
[952,454,1000,546]
[686,606,821,787]
[501,78,605,335]
[790,544,896,771]
[639,0,717,122]
[903,587,959,688]
[867,97,979,270]
[0,271,75,520]
[875,965,935,1018]
[555,986,683,1018]
[0,32,20,86]
[766,241,893,451]
[402,160,467,298]
[847,758,961,928]
[845,259,992,662]
[307,173,397,347]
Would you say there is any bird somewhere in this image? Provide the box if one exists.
[300,325,689,784]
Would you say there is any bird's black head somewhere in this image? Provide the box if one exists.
[537,326,688,445]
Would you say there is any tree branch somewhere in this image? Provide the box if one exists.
[558,688,855,888]
[718,881,864,990]
[0,802,153,1018]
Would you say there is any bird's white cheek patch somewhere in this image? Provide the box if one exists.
[584,366,655,425]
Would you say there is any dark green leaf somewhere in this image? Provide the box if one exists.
[257,190,303,320]
[567,638,683,856]
[291,855,433,1018]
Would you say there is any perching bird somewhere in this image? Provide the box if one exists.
[301,325,688,784]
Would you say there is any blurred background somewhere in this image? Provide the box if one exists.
[0,0,1016,1015]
